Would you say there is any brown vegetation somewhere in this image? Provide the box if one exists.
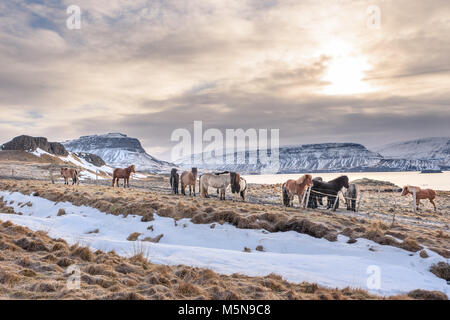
[0,220,445,300]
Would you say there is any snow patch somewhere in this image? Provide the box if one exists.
[0,190,447,296]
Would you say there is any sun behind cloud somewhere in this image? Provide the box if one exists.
[320,40,374,95]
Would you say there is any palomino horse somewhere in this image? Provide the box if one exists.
[112,165,136,188]
[60,168,79,185]
[401,186,437,211]
[200,172,232,200]
[282,174,313,207]
[308,176,350,210]
[170,168,179,194]
[180,168,197,196]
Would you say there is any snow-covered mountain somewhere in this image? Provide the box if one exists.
[375,137,450,162]
[175,141,447,174]
[63,133,176,173]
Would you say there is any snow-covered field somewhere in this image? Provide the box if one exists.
[0,190,447,297]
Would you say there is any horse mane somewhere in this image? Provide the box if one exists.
[329,175,349,187]
[215,171,229,175]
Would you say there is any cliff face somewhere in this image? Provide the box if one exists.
[1,135,68,156]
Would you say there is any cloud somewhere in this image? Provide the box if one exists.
[0,0,449,160]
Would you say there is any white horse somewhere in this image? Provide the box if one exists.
[200,172,232,200]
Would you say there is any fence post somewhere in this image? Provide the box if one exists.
[377,187,381,211]
[412,188,417,213]
[357,193,363,212]
[333,191,340,211]
[305,187,311,209]
[11,169,14,178]
[48,165,55,184]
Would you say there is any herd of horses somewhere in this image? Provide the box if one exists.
[59,165,438,212]
[170,168,248,201]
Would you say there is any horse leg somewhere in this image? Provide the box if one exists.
[430,199,436,211]
[193,182,196,196]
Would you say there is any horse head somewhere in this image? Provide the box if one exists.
[191,167,198,177]
[305,174,313,187]
[401,186,410,196]
[129,165,136,173]
[339,176,350,189]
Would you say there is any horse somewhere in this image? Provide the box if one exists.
[344,183,358,212]
[308,176,349,211]
[199,172,232,200]
[112,165,136,188]
[281,174,313,207]
[313,177,323,205]
[170,168,179,194]
[401,186,436,211]
[60,168,79,185]
[180,168,197,196]
[230,172,247,201]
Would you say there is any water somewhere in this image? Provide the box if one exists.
[243,171,450,191]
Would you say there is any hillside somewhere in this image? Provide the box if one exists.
[63,133,176,173]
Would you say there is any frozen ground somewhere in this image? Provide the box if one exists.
[0,190,447,297]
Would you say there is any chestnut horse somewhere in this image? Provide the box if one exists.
[112,165,136,188]
[401,186,436,211]
[60,168,79,185]
[282,174,313,207]
[180,167,197,196]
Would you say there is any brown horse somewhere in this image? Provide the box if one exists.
[181,167,197,196]
[112,165,136,188]
[60,168,79,185]
[401,186,437,211]
[282,174,313,207]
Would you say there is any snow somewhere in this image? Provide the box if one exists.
[0,190,447,296]
[376,137,450,161]
[58,153,113,180]
[31,148,52,158]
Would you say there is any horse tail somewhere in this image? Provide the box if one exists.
[282,183,289,207]
[240,178,247,201]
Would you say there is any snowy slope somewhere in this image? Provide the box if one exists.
[0,190,447,296]
[376,137,450,161]
[31,148,113,180]
[63,133,175,173]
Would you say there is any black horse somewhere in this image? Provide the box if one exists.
[308,176,349,211]
[312,177,323,206]
[170,168,179,194]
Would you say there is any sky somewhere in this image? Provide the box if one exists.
[0,0,449,161]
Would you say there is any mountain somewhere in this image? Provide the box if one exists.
[1,135,68,156]
[175,142,447,174]
[63,133,175,173]
[375,137,450,162]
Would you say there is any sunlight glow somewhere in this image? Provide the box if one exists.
[320,40,373,95]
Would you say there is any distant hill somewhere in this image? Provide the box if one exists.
[375,137,450,161]
[63,133,176,173]
[175,141,447,174]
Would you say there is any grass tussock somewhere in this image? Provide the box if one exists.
[1,219,444,300]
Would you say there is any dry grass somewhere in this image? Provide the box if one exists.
[1,219,446,300]
[0,178,448,259]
